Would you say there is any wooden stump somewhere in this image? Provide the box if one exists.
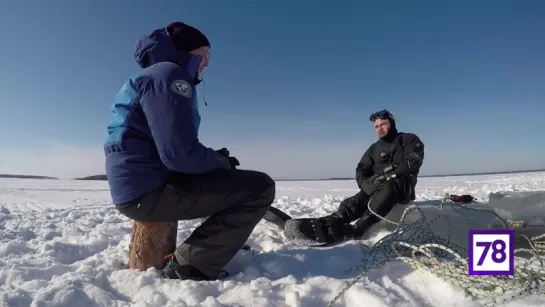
[128,220,178,271]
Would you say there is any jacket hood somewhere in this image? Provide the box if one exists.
[133,27,201,78]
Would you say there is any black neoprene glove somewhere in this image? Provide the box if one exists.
[371,173,386,185]
[359,175,379,194]
[393,163,410,178]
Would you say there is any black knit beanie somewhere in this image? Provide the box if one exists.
[166,22,210,52]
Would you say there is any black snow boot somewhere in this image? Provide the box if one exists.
[320,218,357,245]
[353,212,381,238]
[163,253,228,281]
[320,212,350,227]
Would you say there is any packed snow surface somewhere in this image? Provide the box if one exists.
[1,171,545,307]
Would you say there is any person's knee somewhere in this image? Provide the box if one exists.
[369,181,400,212]
[380,179,410,203]
[257,172,276,206]
[340,192,370,221]
[377,179,396,194]
[236,170,276,207]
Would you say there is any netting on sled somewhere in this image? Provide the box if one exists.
[329,191,545,307]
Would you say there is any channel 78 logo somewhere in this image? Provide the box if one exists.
[468,230,515,276]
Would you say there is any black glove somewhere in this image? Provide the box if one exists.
[371,173,386,185]
[215,148,230,158]
[360,177,378,194]
[359,173,387,195]
[392,162,410,178]
[228,156,240,169]
[215,148,239,169]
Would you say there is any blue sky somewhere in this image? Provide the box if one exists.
[0,1,544,179]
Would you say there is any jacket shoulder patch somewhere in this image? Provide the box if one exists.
[171,80,192,98]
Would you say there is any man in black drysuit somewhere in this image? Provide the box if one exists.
[317,109,425,245]
[104,22,275,281]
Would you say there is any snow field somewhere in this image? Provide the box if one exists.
[1,172,545,307]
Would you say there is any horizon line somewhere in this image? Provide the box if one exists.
[1,168,544,181]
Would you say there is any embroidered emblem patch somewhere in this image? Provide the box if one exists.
[171,80,192,98]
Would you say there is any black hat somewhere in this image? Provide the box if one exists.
[369,109,395,122]
[370,109,397,130]
[166,22,210,52]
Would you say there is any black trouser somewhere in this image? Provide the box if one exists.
[334,179,411,237]
[115,169,275,277]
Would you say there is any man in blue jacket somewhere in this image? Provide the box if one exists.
[103,22,275,281]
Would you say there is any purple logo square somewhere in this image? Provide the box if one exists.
[468,229,515,276]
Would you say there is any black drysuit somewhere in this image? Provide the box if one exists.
[327,130,425,238]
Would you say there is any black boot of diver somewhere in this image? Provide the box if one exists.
[319,217,357,245]
[353,212,381,238]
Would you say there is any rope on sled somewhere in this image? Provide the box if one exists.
[328,194,545,307]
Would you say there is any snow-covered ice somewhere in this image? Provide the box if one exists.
[1,171,545,307]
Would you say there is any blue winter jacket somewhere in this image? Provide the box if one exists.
[104,27,231,205]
